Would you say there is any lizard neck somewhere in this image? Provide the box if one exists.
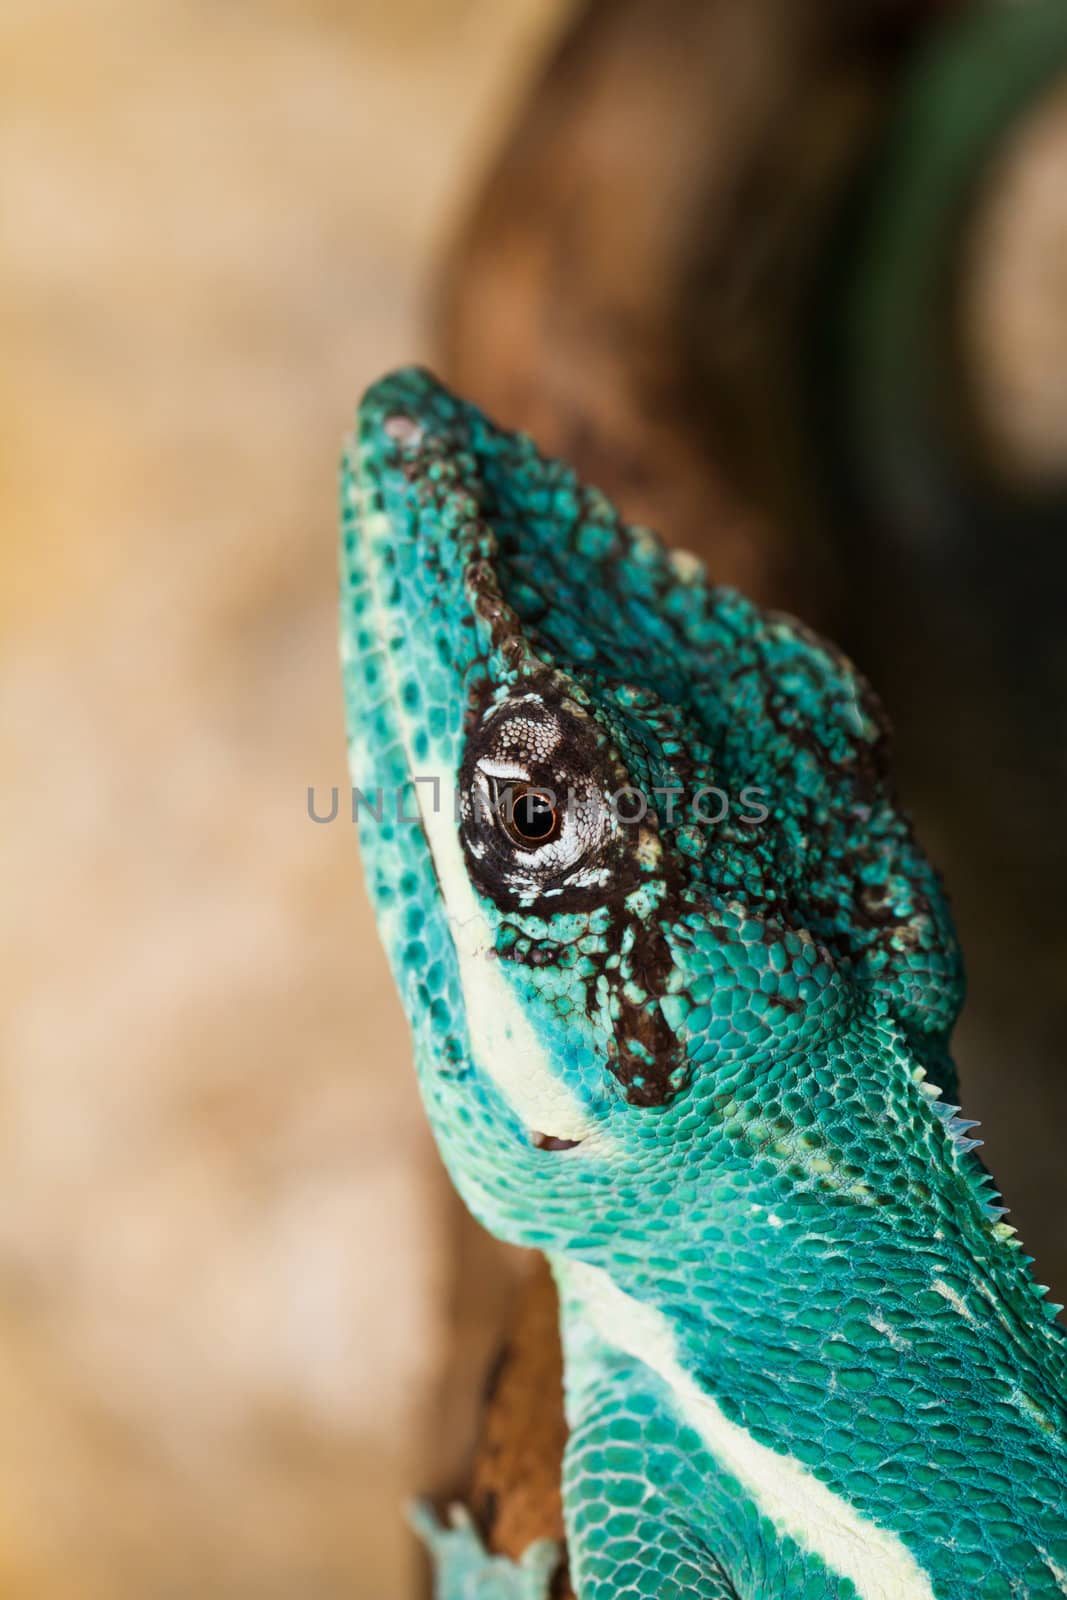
[552,1229,1067,1588]
[549,1101,1067,1572]
[559,1124,1067,1433]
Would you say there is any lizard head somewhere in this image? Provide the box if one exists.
[341,368,964,1254]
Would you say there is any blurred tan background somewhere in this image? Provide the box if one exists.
[1,3,573,1595]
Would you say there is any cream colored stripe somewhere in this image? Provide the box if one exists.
[562,1260,937,1600]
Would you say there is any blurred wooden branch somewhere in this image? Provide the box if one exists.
[468,1261,573,1597]
[437,0,957,616]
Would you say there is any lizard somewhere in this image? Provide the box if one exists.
[339,366,1067,1600]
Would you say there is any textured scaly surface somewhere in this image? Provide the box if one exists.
[340,368,1067,1600]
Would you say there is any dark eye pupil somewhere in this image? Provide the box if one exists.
[509,786,557,844]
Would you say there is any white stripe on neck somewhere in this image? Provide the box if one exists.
[560,1259,936,1600]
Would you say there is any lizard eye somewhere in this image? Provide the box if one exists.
[459,690,630,908]
[493,782,560,848]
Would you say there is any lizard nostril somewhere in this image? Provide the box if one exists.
[383,412,424,448]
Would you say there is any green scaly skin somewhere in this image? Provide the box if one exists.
[340,368,1067,1600]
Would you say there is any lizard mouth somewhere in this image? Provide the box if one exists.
[530,1130,583,1153]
